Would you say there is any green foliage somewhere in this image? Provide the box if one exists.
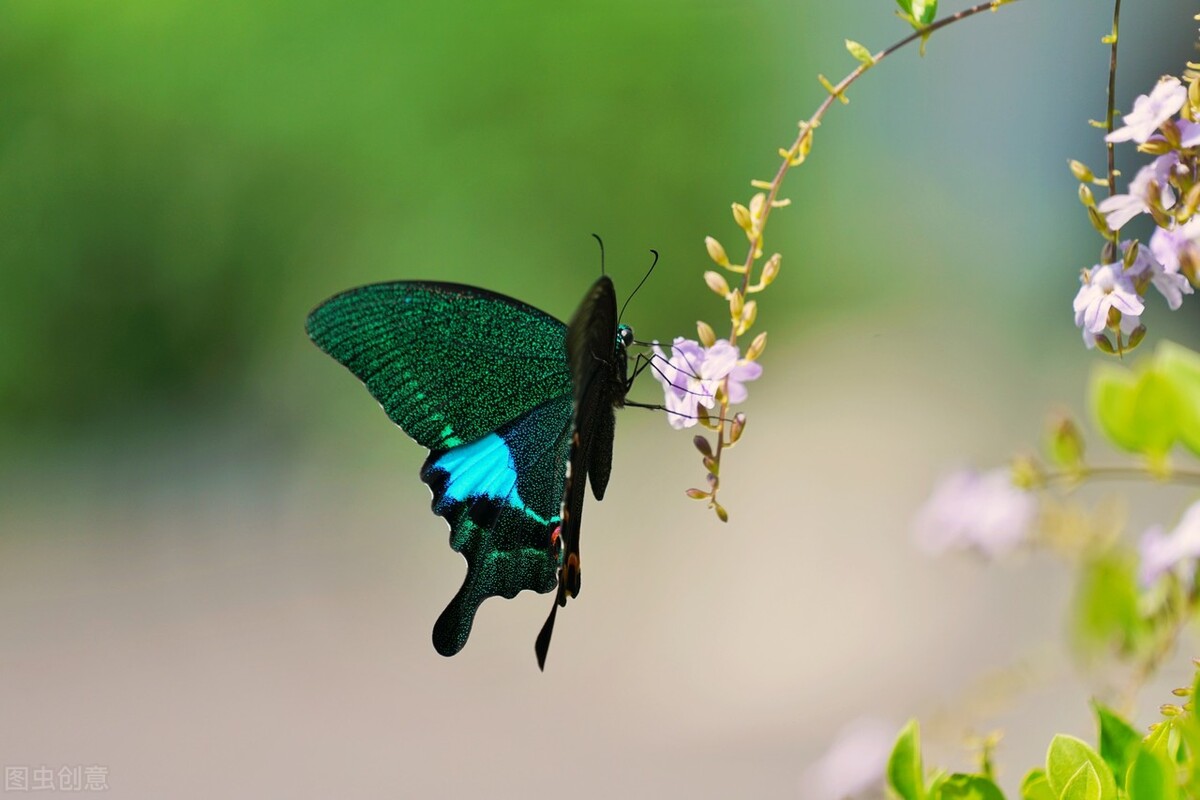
[889,720,928,800]
[1045,736,1117,800]
[894,0,938,27]
[1125,746,1177,800]
[932,774,1005,800]
[1093,702,1141,785]
[1072,555,1144,655]
[1020,769,1055,800]
[1089,341,1200,464]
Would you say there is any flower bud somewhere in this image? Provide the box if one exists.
[737,300,758,335]
[1139,139,1173,156]
[713,501,728,523]
[696,319,716,347]
[1078,183,1096,208]
[685,488,709,500]
[761,253,781,287]
[705,236,730,267]
[1010,454,1042,490]
[1094,333,1116,354]
[729,288,744,319]
[745,331,767,361]
[1123,240,1140,268]
[1127,323,1147,350]
[704,270,730,298]
[732,203,752,234]
[693,435,713,457]
[729,412,746,443]
[1068,160,1095,183]
[1046,414,1084,470]
[749,192,766,223]
[1182,182,1200,221]
[702,456,719,474]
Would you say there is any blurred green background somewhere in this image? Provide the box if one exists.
[1,1,1198,797]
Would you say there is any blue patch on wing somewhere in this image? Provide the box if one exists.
[430,433,549,523]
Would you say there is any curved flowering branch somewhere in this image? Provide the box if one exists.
[676,0,1024,521]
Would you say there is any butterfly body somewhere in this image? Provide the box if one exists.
[305,277,629,665]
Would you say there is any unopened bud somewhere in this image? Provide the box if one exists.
[685,488,709,500]
[1069,160,1095,183]
[705,236,730,267]
[696,320,716,347]
[705,270,730,297]
[745,331,767,361]
[729,413,746,443]
[713,502,729,523]
[749,192,766,222]
[693,435,713,457]
[732,203,752,234]
[737,300,758,335]
[1127,324,1147,350]
[761,253,781,287]
[729,288,745,319]
[1047,414,1085,469]
[1079,183,1096,208]
[1123,240,1140,268]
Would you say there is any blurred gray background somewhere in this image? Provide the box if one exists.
[2,0,1198,796]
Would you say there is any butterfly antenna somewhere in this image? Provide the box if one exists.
[619,249,659,323]
[591,233,606,277]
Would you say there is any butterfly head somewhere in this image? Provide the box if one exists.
[616,324,634,350]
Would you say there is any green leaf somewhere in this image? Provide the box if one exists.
[1093,701,1141,783]
[1072,556,1143,654]
[1020,769,1056,800]
[888,720,926,800]
[932,773,1005,800]
[912,0,938,24]
[1157,340,1200,456]
[845,39,876,66]
[1061,763,1101,800]
[895,0,914,16]
[1090,362,1181,460]
[1046,735,1117,800]
[1126,744,1178,800]
[1142,720,1173,758]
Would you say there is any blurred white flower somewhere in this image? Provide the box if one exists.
[913,468,1035,558]
[1138,500,1200,587]
[800,717,895,800]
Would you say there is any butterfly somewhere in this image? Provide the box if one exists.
[305,275,635,668]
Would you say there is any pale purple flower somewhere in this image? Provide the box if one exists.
[800,718,895,800]
[1097,157,1176,230]
[1138,500,1200,587]
[1120,239,1191,310]
[652,338,715,430]
[1073,262,1144,336]
[1106,76,1187,144]
[913,468,1035,558]
[651,337,763,429]
[1150,217,1200,275]
[703,339,763,404]
[1179,120,1200,147]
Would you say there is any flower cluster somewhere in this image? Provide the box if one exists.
[1073,75,1200,352]
[650,337,762,430]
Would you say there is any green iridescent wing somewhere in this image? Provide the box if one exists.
[305,282,575,656]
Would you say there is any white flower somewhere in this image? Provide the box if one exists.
[1139,500,1200,587]
[1072,262,1144,335]
[1106,76,1187,144]
[913,468,1036,558]
[1097,157,1176,230]
[1124,238,1193,310]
